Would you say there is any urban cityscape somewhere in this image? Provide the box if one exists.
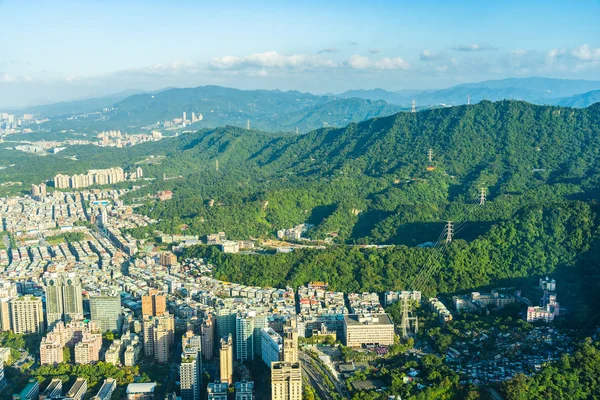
[1,1,600,400]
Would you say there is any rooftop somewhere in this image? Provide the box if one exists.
[344,313,393,326]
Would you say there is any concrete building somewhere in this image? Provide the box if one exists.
[282,318,299,363]
[65,378,87,400]
[159,252,178,267]
[14,378,40,400]
[0,282,17,331]
[143,313,174,363]
[39,378,62,399]
[44,274,84,328]
[207,382,229,400]
[261,328,283,367]
[270,362,302,400]
[180,331,202,400]
[9,296,44,334]
[342,314,394,348]
[142,289,166,318]
[235,381,254,400]
[219,334,233,385]
[92,378,116,400]
[428,298,453,324]
[89,289,122,332]
[40,338,63,365]
[74,332,102,364]
[0,360,5,390]
[126,383,157,400]
[236,312,255,361]
[200,315,215,360]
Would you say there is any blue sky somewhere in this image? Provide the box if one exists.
[1,0,599,107]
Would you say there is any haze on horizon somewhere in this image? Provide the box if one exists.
[1,0,599,108]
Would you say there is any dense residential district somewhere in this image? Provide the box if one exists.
[0,172,585,400]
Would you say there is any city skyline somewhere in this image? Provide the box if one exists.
[1,0,599,107]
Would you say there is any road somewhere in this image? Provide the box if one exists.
[486,388,505,400]
[300,356,334,400]
[300,351,349,399]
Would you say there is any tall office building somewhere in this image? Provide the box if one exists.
[89,289,122,332]
[200,315,215,360]
[141,289,166,318]
[9,296,44,334]
[44,274,83,328]
[219,334,233,385]
[180,331,202,400]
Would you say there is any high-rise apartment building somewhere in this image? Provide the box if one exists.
[74,332,102,364]
[219,334,233,385]
[143,313,174,364]
[207,382,228,400]
[180,331,202,400]
[200,315,215,360]
[89,289,122,332]
[271,318,301,400]
[40,338,63,365]
[283,318,299,363]
[9,296,44,334]
[0,282,17,331]
[141,289,166,318]
[270,362,302,400]
[235,312,255,362]
[235,381,254,400]
[44,274,83,328]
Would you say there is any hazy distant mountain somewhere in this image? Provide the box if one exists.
[415,77,600,106]
[336,78,600,107]
[20,89,147,116]
[338,89,410,105]
[554,90,600,108]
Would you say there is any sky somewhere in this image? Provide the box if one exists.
[0,0,599,108]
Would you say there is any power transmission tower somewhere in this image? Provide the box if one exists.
[216,159,219,172]
[445,221,454,243]
[296,127,299,135]
[467,94,471,105]
[479,188,486,205]
[411,99,416,113]
[400,297,419,338]
[246,119,250,130]
[428,148,433,163]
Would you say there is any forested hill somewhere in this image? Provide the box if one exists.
[148,99,600,184]
[126,100,600,247]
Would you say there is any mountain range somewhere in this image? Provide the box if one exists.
[15,77,600,135]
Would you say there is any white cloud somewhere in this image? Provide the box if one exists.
[344,55,409,70]
[453,43,497,52]
[209,51,336,71]
[570,44,600,62]
[368,48,382,54]
[1,73,33,83]
[420,49,444,61]
[1,73,18,83]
